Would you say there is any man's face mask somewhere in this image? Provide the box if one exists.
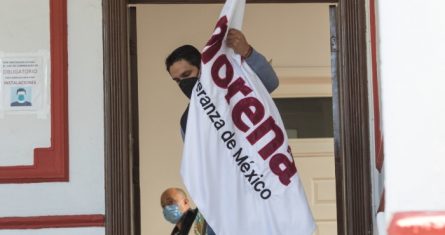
[17,93,26,102]
[163,204,183,224]
[178,77,199,99]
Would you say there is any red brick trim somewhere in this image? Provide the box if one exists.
[0,0,69,183]
[389,211,445,235]
[369,0,384,173]
[0,214,104,230]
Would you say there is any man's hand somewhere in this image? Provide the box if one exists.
[226,28,252,58]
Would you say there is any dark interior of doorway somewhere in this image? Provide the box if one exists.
[103,0,373,234]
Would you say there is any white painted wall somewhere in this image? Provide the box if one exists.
[0,0,51,166]
[0,0,105,234]
[377,0,445,223]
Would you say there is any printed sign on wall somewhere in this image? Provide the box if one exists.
[0,51,49,116]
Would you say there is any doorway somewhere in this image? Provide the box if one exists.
[103,1,373,235]
[134,3,335,234]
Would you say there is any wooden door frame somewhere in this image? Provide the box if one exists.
[102,0,372,234]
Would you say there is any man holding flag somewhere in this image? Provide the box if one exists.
[165,28,279,234]
[164,28,278,234]
[165,28,279,140]
[169,0,315,234]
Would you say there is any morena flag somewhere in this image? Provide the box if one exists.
[181,0,316,234]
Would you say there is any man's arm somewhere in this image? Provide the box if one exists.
[226,28,279,93]
[245,48,279,93]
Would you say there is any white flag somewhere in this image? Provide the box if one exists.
[181,0,316,234]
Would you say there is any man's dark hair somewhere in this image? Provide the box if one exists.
[165,45,201,72]
[16,88,26,94]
